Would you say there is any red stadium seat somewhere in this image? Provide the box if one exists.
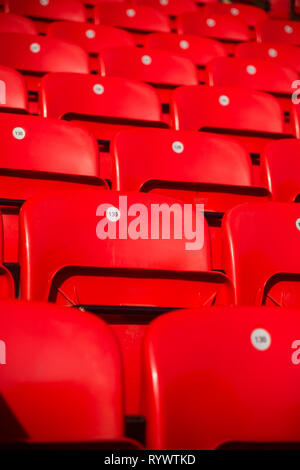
[0,33,89,96]
[144,307,300,449]
[48,22,135,72]
[203,2,268,27]
[145,33,227,83]
[99,47,198,108]
[236,42,300,75]
[138,0,198,17]
[256,20,300,46]
[208,57,296,96]
[207,57,297,125]
[19,190,233,414]
[95,3,171,45]
[260,139,300,203]
[0,113,106,263]
[0,299,140,447]
[171,85,290,184]
[111,129,270,268]
[223,202,300,307]
[0,65,28,114]
[0,12,37,33]
[4,0,86,33]
[40,73,168,179]
[177,11,251,54]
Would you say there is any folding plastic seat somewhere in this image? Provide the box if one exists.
[177,11,251,54]
[0,65,28,114]
[138,0,198,18]
[40,73,168,179]
[4,0,86,33]
[0,12,37,33]
[99,47,198,110]
[236,42,300,75]
[143,306,300,450]
[0,33,89,100]
[0,114,106,264]
[207,57,297,127]
[208,57,296,95]
[0,300,141,448]
[19,190,234,415]
[95,3,171,45]
[203,2,268,27]
[111,128,270,269]
[223,202,300,307]
[171,85,291,185]
[48,22,135,72]
[145,33,227,83]
[257,20,300,46]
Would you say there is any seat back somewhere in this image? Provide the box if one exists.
[256,20,300,46]
[95,3,171,42]
[236,42,300,75]
[177,11,251,42]
[112,128,267,209]
[144,306,300,449]
[48,21,135,55]
[99,46,198,87]
[223,202,300,307]
[145,32,227,68]
[172,85,285,134]
[0,300,125,442]
[207,57,297,96]
[0,33,89,92]
[4,0,86,22]
[203,2,268,26]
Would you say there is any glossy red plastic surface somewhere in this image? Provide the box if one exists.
[171,85,285,136]
[99,46,198,87]
[223,202,300,307]
[261,139,300,202]
[203,2,268,26]
[177,11,251,42]
[145,32,227,68]
[48,21,135,55]
[0,33,89,76]
[256,20,300,45]
[144,306,300,449]
[236,41,300,75]
[4,0,86,22]
[95,3,171,33]
[0,12,37,33]
[0,300,126,442]
[112,128,268,211]
[208,57,297,96]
